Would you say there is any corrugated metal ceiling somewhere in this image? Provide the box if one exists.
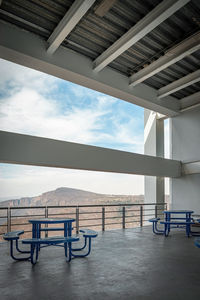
[0,0,200,99]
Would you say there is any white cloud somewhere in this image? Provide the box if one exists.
[0,87,143,151]
[110,118,143,153]
[0,59,58,94]
[0,87,108,142]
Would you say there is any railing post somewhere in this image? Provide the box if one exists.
[122,206,125,229]
[155,205,158,218]
[140,205,143,227]
[7,207,11,233]
[45,206,48,237]
[76,207,79,234]
[102,207,105,231]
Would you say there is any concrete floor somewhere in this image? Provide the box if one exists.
[0,226,200,300]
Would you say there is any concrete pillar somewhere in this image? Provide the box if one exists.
[144,109,165,207]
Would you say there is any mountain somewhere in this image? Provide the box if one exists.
[0,187,144,207]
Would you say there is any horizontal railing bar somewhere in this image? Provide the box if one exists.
[126,214,140,218]
[126,221,140,224]
[19,230,32,234]
[79,211,101,214]
[11,223,30,226]
[102,216,122,220]
[125,209,140,212]
[104,222,122,226]
[79,224,102,227]
[8,206,46,209]
[10,214,45,218]
[79,218,102,221]
[0,202,166,209]
[104,211,123,214]
[125,215,140,219]
[0,208,165,214]
[126,214,139,217]
[126,220,141,223]
[48,213,75,216]
[143,214,158,217]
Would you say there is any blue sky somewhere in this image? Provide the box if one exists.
[0,58,145,199]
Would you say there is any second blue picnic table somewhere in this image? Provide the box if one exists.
[161,210,194,237]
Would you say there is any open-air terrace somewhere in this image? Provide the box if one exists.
[1,226,200,300]
[0,0,200,299]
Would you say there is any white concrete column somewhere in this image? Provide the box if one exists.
[144,109,165,207]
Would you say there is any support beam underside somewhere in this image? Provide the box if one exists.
[180,91,200,109]
[158,69,200,99]
[47,0,96,54]
[129,31,200,87]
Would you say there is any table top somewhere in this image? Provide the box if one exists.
[163,210,194,214]
[29,218,75,224]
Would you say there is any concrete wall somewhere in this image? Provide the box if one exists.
[171,106,200,213]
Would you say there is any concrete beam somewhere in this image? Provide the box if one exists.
[182,161,200,175]
[158,69,200,99]
[180,101,200,112]
[0,131,181,178]
[0,21,180,116]
[93,0,190,72]
[180,91,200,109]
[47,0,96,54]
[129,31,200,87]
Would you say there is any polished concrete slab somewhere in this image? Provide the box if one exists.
[0,226,200,300]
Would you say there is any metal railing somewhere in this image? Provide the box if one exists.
[0,202,167,240]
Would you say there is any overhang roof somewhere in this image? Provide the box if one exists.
[0,0,200,115]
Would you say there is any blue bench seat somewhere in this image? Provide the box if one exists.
[149,218,165,235]
[160,221,195,225]
[22,236,79,245]
[160,221,194,237]
[3,230,31,261]
[22,236,79,264]
[72,229,98,257]
[80,229,98,238]
[3,230,24,241]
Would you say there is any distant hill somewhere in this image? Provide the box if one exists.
[0,187,144,207]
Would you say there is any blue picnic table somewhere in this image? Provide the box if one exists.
[149,210,194,237]
[24,218,78,264]
[29,218,75,238]
[4,218,98,264]
[161,210,194,237]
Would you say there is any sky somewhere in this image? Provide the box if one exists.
[0,58,147,200]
